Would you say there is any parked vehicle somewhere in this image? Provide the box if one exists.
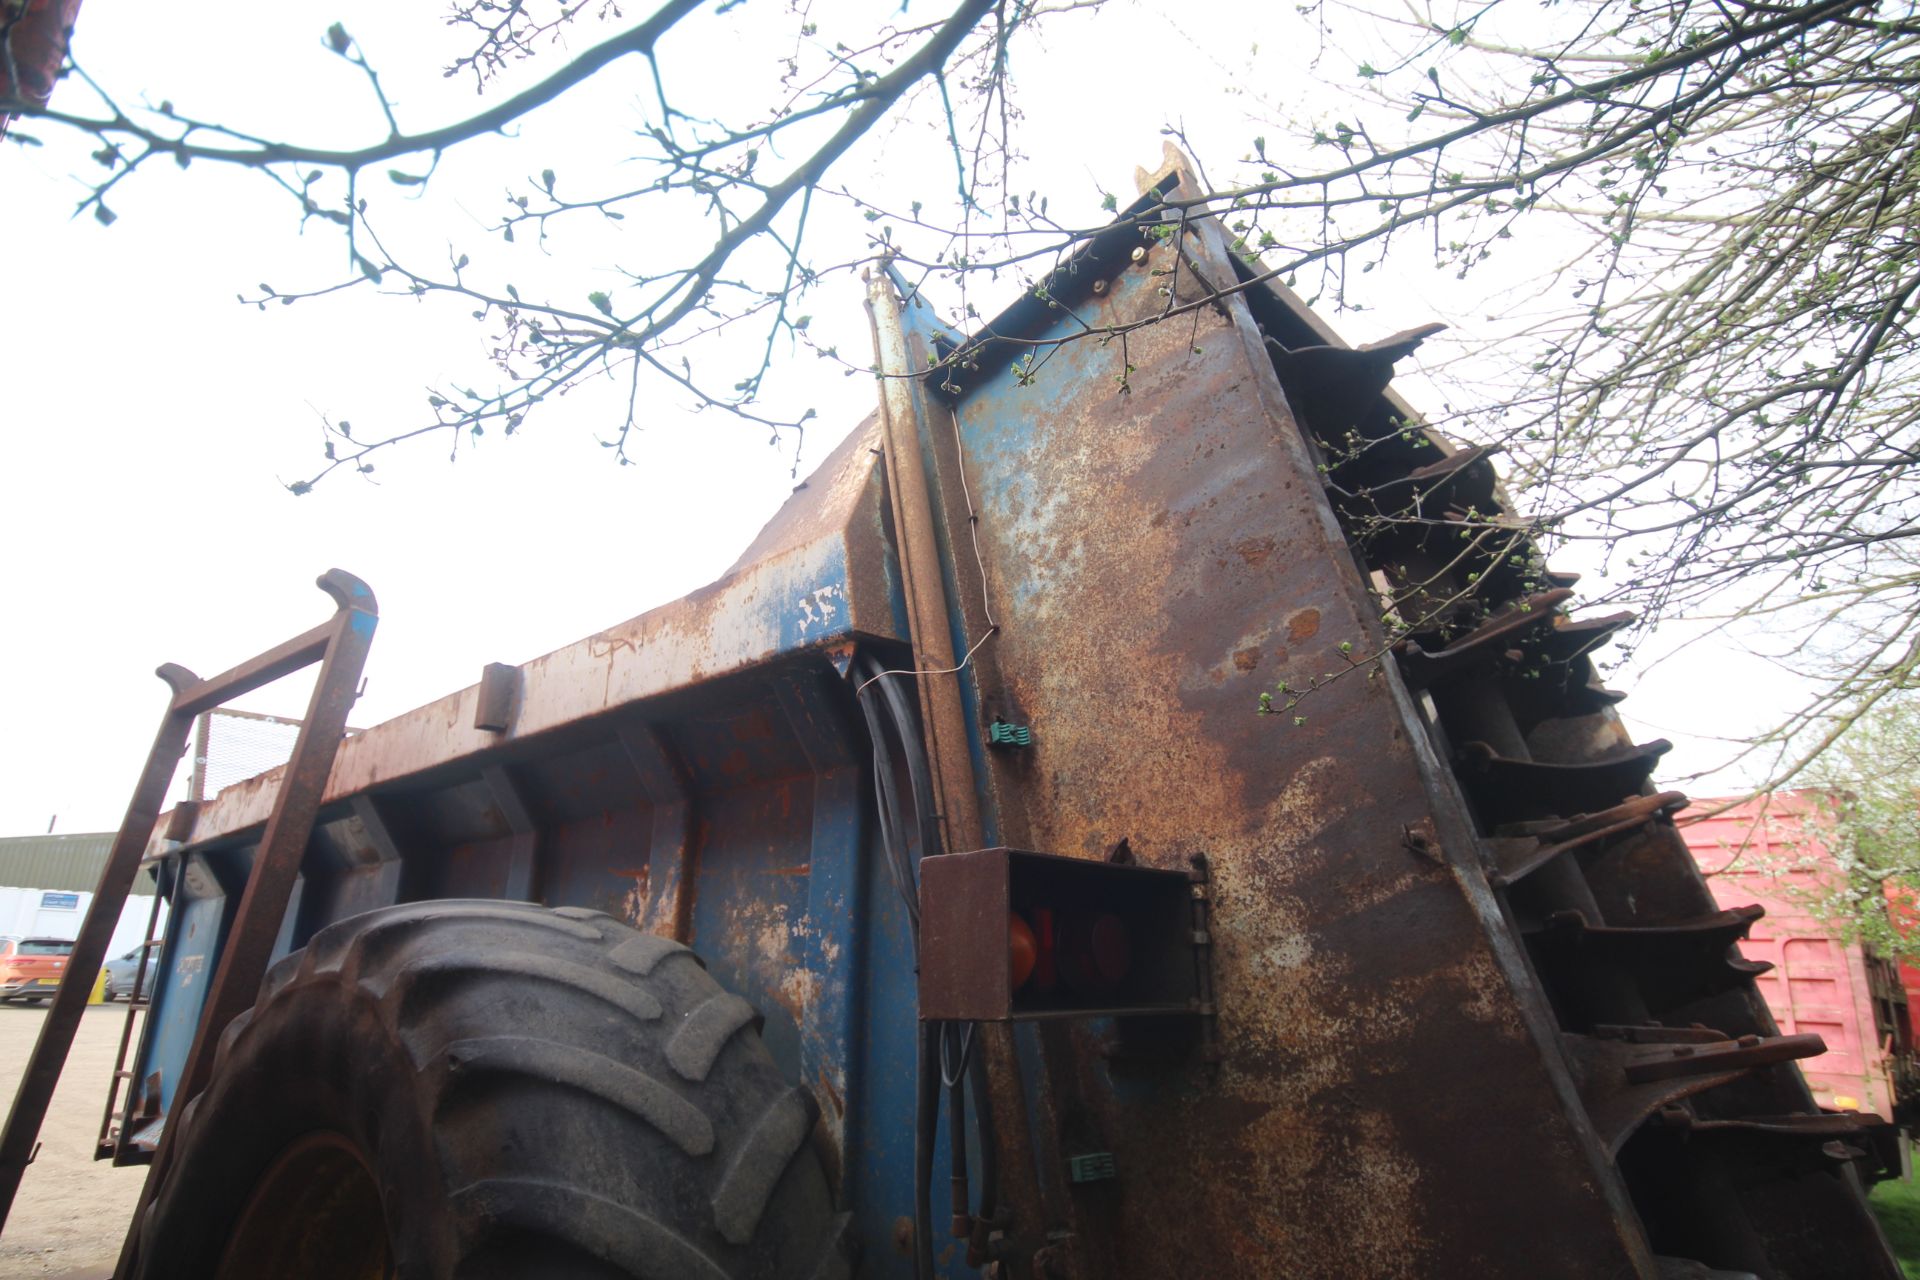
[1677,791,1920,1123]
[99,947,155,1004]
[0,938,71,1004]
[0,152,1905,1279]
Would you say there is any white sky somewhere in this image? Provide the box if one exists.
[0,0,1778,836]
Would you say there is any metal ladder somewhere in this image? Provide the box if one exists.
[94,879,170,1165]
[0,570,377,1235]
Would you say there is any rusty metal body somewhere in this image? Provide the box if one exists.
[39,158,1902,1278]
[0,0,84,138]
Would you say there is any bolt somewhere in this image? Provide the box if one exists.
[1402,822,1441,862]
[1130,245,1148,264]
[1091,279,1108,296]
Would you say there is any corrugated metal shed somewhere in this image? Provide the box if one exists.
[0,833,153,895]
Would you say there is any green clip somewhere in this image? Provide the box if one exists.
[1068,1152,1116,1184]
[988,719,1032,748]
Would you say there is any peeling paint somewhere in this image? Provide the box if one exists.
[620,868,650,926]
[795,583,845,635]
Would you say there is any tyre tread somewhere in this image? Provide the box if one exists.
[440,1035,715,1156]
[667,992,761,1082]
[132,899,840,1280]
[712,1087,817,1246]
[396,948,665,1022]
[610,933,690,977]
[450,1178,731,1280]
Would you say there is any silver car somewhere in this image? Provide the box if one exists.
[101,946,156,1002]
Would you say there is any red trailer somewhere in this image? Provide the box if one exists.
[1887,884,1920,1046]
[1681,791,1920,1121]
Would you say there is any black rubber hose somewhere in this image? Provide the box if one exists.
[868,657,945,865]
[856,693,898,871]
[865,655,956,1280]
[966,1031,1000,1224]
[942,1022,972,1238]
[858,653,944,1280]
[915,1019,940,1280]
[864,659,927,936]
[854,668,918,940]
[949,1063,970,1236]
[864,667,1006,1266]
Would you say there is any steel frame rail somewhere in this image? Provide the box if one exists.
[0,570,376,1247]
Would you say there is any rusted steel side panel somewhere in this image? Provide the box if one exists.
[156,422,904,855]
[117,652,926,1269]
[921,223,1650,1275]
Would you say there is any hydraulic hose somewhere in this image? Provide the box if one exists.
[942,1021,974,1238]
[967,1034,1000,1229]
[867,655,946,868]
[860,651,1002,1276]
[915,1019,940,1280]
[854,663,918,940]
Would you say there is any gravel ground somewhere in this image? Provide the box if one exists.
[0,1003,144,1278]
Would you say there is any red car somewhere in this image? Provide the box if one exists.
[0,937,72,1004]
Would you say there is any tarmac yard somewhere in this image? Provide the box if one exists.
[0,1003,142,1278]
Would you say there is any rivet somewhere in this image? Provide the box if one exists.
[1130,246,1148,263]
[1091,279,1108,296]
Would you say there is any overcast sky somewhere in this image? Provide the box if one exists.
[0,0,1784,837]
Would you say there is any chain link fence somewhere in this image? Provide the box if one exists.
[167,708,358,805]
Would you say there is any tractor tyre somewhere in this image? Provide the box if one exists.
[129,899,852,1280]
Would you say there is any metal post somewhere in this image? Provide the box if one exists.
[189,712,210,804]
[865,271,1058,1258]
[864,269,985,858]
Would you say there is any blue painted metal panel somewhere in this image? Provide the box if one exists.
[846,765,941,1275]
[135,853,232,1117]
[687,775,817,1082]
[297,859,400,944]
[766,666,875,1221]
[537,806,654,921]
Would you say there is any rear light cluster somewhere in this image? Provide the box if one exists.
[920,847,1210,1025]
[1008,909,1129,998]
